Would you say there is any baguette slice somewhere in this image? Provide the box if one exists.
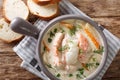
[50,0,61,4]
[3,0,29,22]
[33,0,61,5]
[27,0,59,20]
[33,0,51,5]
[0,18,23,43]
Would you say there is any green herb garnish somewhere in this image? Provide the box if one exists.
[85,62,100,69]
[54,28,57,33]
[69,40,74,43]
[93,46,104,54]
[50,31,55,37]
[61,28,65,33]
[96,62,100,66]
[58,45,69,52]
[43,46,46,51]
[76,68,86,79]
[85,63,94,69]
[78,68,84,75]
[76,73,81,78]
[92,58,96,62]
[47,64,52,68]
[79,49,83,54]
[48,38,52,43]
[56,73,61,77]
[76,24,82,29]
[70,27,76,35]
[68,74,73,77]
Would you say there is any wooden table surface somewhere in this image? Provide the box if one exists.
[0,0,120,80]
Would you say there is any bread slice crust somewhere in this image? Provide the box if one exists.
[3,0,29,22]
[33,0,51,5]
[0,18,23,43]
[27,0,59,20]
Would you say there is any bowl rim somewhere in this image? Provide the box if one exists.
[36,14,108,80]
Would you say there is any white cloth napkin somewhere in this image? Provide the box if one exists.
[13,0,120,80]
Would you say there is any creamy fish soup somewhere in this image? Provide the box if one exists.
[41,19,104,80]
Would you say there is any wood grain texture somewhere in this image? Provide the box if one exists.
[69,0,120,17]
[0,0,120,80]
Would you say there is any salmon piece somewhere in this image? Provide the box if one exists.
[77,33,89,52]
[53,48,64,67]
[53,55,60,66]
[62,55,66,65]
[53,32,64,48]
[53,47,59,56]
[78,54,90,63]
[52,32,64,66]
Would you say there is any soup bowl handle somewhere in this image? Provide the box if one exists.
[10,17,40,39]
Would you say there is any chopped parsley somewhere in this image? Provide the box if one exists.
[85,62,100,69]
[47,64,52,68]
[68,74,73,77]
[50,31,55,37]
[78,68,84,75]
[58,45,69,52]
[85,63,94,69]
[76,68,85,79]
[96,62,100,66]
[48,38,52,43]
[56,73,61,77]
[69,24,82,36]
[92,58,96,62]
[76,73,82,78]
[54,28,57,33]
[69,40,74,43]
[79,49,83,54]
[93,46,104,54]
[76,24,82,29]
[61,28,65,33]
[48,29,58,43]
[70,27,76,35]
[58,47,62,51]
[43,46,46,51]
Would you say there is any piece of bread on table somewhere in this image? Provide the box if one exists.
[27,0,59,20]
[3,0,29,22]
[0,18,23,43]
[32,0,61,5]
[50,0,61,4]
[33,0,51,5]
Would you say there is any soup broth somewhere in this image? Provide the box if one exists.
[41,19,104,80]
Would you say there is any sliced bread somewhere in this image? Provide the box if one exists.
[33,0,61,5]
[33,0,51,5]
[27,0,59,20]
[0,18,23,43]
[50,0,61,4]
[3,0,29,22]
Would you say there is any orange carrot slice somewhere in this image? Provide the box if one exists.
[81,63,89,71]
[60,21,73,29]
[84,28,100,49]
[43,41,50,52]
